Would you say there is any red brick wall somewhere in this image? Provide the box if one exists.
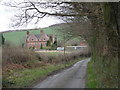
[26,34,49,49]
[26,41,47,49]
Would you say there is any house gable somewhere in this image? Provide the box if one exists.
[40,34,49,41]
[27,34,38,42]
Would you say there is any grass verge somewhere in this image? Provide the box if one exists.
[3,57,86,88]
[86,60,98,88]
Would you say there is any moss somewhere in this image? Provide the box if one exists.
[86,60,98,88]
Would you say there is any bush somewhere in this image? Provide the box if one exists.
[2,43,91,68]
[40,44,43,49]
[2,43,39,66]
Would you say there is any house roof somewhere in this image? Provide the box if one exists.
[26,34,42,39]
[26,33,55,40]
[34,34,41,39]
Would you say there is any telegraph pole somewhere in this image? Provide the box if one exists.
[64,34,65,56]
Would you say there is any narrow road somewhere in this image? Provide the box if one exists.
[33,58,90,88]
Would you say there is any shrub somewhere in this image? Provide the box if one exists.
[40,44,43,49]
[2,43,39,66]
[2,42,91,68]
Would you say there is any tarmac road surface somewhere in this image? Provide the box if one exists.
[33,58,90,88]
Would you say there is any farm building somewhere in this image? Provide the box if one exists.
[66,45,87,51]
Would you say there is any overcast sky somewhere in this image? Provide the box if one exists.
[0,0,119,32]
[0,1,63,32]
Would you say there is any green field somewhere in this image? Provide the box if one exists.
[3,24,81,46]
[3,26,63,45]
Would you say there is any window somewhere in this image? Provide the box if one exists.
[32,39,34,41]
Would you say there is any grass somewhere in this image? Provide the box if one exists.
[7,64,63,87]
[86,60,98,88]
[36,51,67,56]
[41,52,63,56]
[3,58,86,88]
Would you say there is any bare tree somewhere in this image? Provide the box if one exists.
[2,1,96,27]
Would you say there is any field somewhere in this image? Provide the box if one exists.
[3,26,63,45]
[3,23,81,46]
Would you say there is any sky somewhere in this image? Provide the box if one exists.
[0,1,63,32]
[0,0,119,32]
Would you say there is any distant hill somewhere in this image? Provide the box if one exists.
[3,24,65,45]
[3,23,81,46]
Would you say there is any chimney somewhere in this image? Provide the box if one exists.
[26,31,30,35]
[40,30,44,35]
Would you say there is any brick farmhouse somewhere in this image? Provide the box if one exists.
[25,30,56,49]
